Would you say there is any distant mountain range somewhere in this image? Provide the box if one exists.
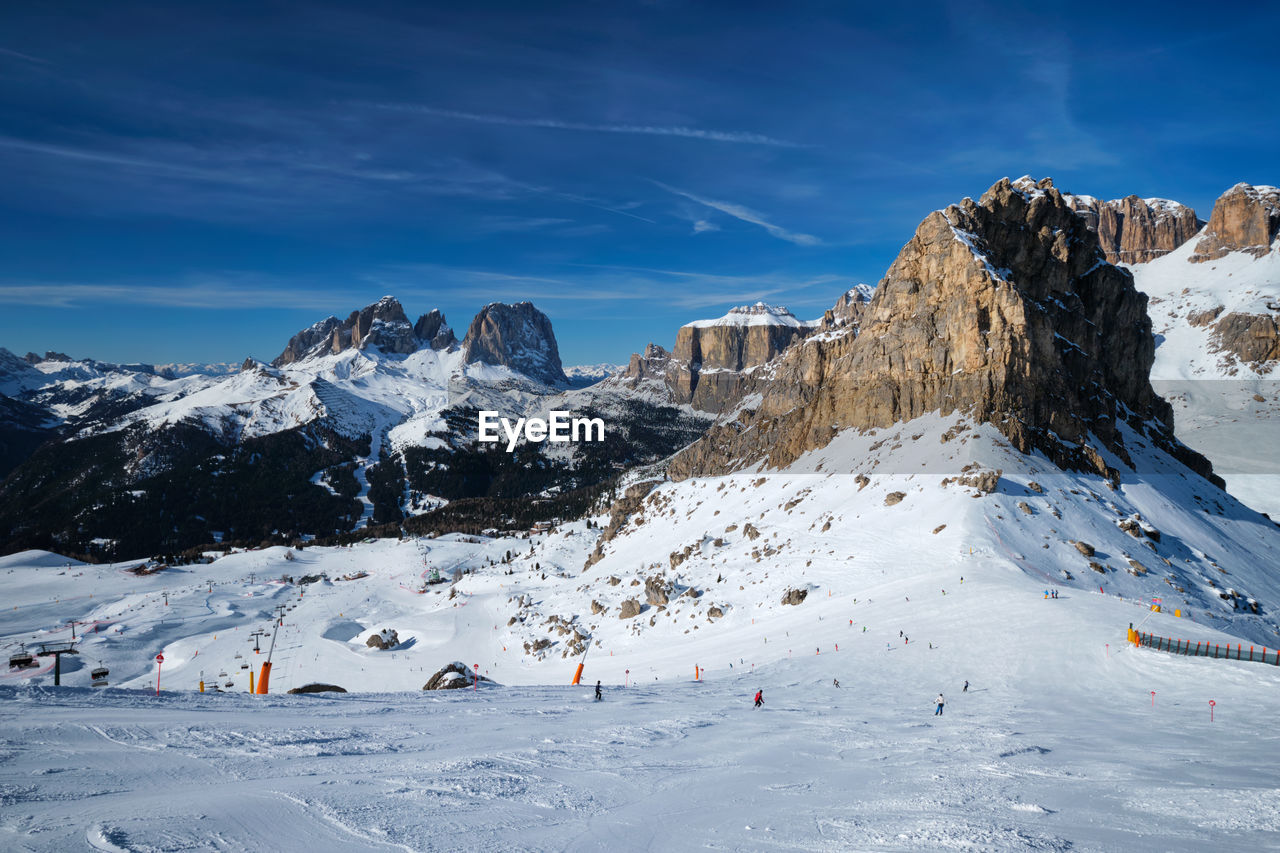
[1,177,1276,564]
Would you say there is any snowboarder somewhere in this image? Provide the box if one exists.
[934,693,945,715]
[594,680,602,701]
[963,680,969,693]
[753,689,763,708]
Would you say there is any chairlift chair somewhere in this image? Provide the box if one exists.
[90,662,109,681]
[9,646,35,669]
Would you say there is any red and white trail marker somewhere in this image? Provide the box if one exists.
[1209,699,1216,722]
[155,653,164,696]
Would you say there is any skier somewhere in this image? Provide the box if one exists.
[963,680,969,693]
[594,680,602,701]
[833,678,840,688]
[934,693,945,715]
[753,689,764,708]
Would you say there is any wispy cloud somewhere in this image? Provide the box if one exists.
[692,219,719,233]
[0,47,50,65]
[655,182,821,246]
[0,279,366,311]
[379,263,847,311]
[368,103,806,148]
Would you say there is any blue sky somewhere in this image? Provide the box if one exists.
[1,0,1276,366]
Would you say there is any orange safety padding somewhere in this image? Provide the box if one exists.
[256,661,272,694]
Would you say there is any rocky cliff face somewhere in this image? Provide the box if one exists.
[818,284,875,331]
[618,304,816,413]
[1066,192,1202,265]
[1210,312,1280,368]
[460,302,568,387]
[669,176,1219,485]
[413,309,458,350]
[1190,183,1280,263]
[272,297,455,366]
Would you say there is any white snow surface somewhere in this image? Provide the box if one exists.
[3,414,1280,850]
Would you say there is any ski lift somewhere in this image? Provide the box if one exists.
[224,680,234,688]
[90,661,110,682]
[218,671,228,677]
[9,645,35,669]
[240,662,249,669]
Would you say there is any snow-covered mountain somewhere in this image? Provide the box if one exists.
[1120,183,1280,518]
[562,362,625,388]
[0,298,708,559]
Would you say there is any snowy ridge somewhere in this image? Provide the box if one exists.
[684,302,813,328]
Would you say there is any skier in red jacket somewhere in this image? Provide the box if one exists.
[753,689,763,708]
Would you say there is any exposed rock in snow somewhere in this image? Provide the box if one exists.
[460,302,568,388]
[1189,183,1280,262]
[1061,182,1203,265]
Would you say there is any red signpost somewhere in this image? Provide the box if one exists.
[1150,690,1155,708]
[473,663,479,692]
[155,653,164,696]
[1209,699,1216,722]
[625,669,629,688]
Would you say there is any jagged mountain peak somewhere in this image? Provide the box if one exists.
[460,301,567,387]
[1048,179,1205,266]
[272,297,456,367]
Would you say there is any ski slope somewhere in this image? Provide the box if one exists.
[3,413,1280,850]
[2,560,1279,851]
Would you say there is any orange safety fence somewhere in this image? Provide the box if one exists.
[1129,629,1280,665]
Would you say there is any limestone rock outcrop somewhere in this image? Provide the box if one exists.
[819,284,876,331]
[619,303,816,412]
[287,683,348,694]
[668,177,1220,486]
[413,308,457,350]
[1211,312,1280,368]
[1066,191,1202,264]
[272,296,456,366]
[460,302,568,387]
[1190,183,1280,262]
[423,661,496,690]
